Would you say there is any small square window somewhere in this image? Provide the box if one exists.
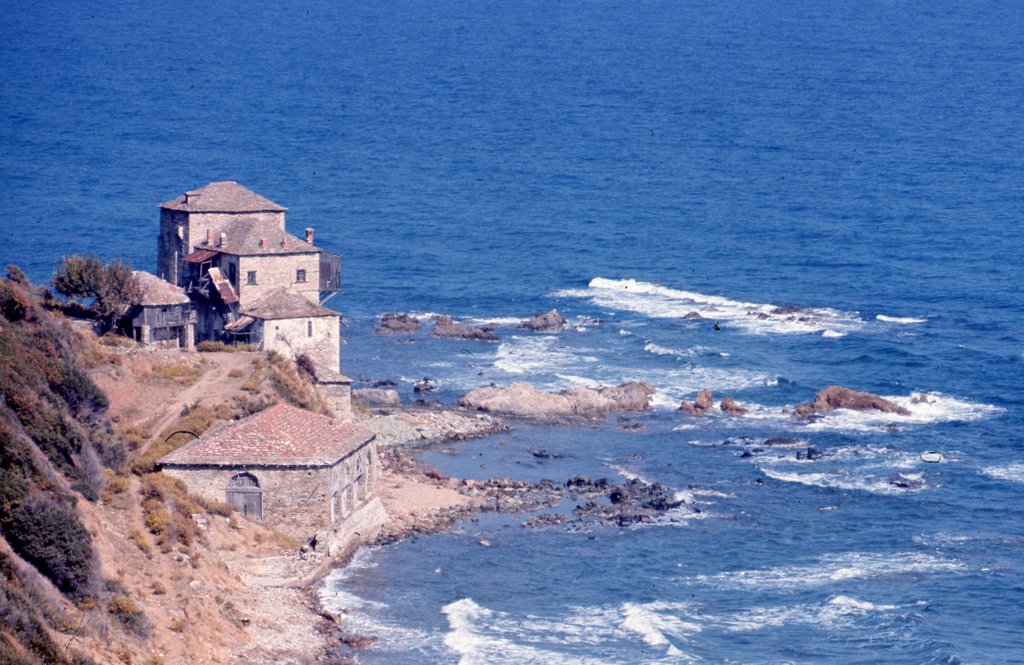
[296,269,307,283]
[246,271,257,285]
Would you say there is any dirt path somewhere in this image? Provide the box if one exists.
[143,352,253,439]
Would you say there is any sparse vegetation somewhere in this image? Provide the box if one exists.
[108,596,151,637]
[141,361,204,385]
[196,340,257,353]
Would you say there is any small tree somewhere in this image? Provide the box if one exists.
[52,255,143,330]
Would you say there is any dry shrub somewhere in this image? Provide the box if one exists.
[98,333,134,348]
[108,596,151,637]
[196,340,257,353]
[227,368,244,378]
[127,528,152,556]
[142,361,204,385]
[131,405,218,475]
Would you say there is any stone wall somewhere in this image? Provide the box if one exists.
[257,314,340,373]
[162,465,333,542]
[318,379,353,420]
[162,440,378,543]
[157,209,286,285]
[237,252,320,307]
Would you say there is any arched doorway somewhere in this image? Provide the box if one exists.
[226,472,263,520]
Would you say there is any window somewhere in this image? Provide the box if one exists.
[307,320,313,337]
[296,269,306,283]
[246,271,257,285]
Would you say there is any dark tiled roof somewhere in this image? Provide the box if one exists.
[158,403,373,467]
[160,181,287,213]
[242,287,337,320]
[199,219,318,257]
[133,271,190,306]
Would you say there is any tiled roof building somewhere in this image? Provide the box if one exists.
[160,403,379,544]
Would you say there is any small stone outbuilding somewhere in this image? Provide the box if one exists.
[158,403,384,550]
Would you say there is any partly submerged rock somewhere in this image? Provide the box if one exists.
[888,473,923,490]
[375,312,423,334]
[458,381,656,420]
[679,388,714,414]
[793,385,910,418]
[430,315,498,341]
[684,311,702,320]
[720,396,747,416]
[772,304,807,315]
[519,309,567,332]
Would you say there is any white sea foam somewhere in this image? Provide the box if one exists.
[802,392,1002,432]
[721,595,900,632]
[759,467,924,495]
[876,314,928,324]
[693,552,965,591]
[643,342,716,358]
[464,316,529,327]
[620,601,701,660]
[493,336,591,376]
[441,598,701,664]
[555,277,865,335]
[980,462,1024,483]
[607,464,655,485]
[822,329,846,338]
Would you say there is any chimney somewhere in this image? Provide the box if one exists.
[281,236,289,249]
[219,232,226,248]
[206,228,213,245]
[259,237,267,251]
[305,227,314,245]
[183,192,190,205]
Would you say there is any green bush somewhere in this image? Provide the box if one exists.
[2,493,96,600]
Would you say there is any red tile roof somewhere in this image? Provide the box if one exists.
[158,403,373,467]
[160,181,287,213]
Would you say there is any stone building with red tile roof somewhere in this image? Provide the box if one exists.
[159,403,384,549]
[154,181,351,415]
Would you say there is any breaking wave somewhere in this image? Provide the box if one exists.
[979,462,1024,484]
[555,277,865,335]
[692,552,966,591]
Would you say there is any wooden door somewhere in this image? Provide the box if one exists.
[226,473,263,521]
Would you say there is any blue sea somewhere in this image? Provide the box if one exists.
[3,0,1023,662]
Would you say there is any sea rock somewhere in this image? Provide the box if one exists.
[684,311,702,319]
[720,396,747,416]
[911,393,932,404]
[889,473,923,490]
[519,309,567,332]
[796,447,823,461]
[375,312,422,334]
[679,388,714,414]
[413,377,438,393]
[430,315,498,341]
[458,381,656,420]
[772,304,807,315]
[794,385,910,418]
[764,437,801,446]
[353,388,401,407]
